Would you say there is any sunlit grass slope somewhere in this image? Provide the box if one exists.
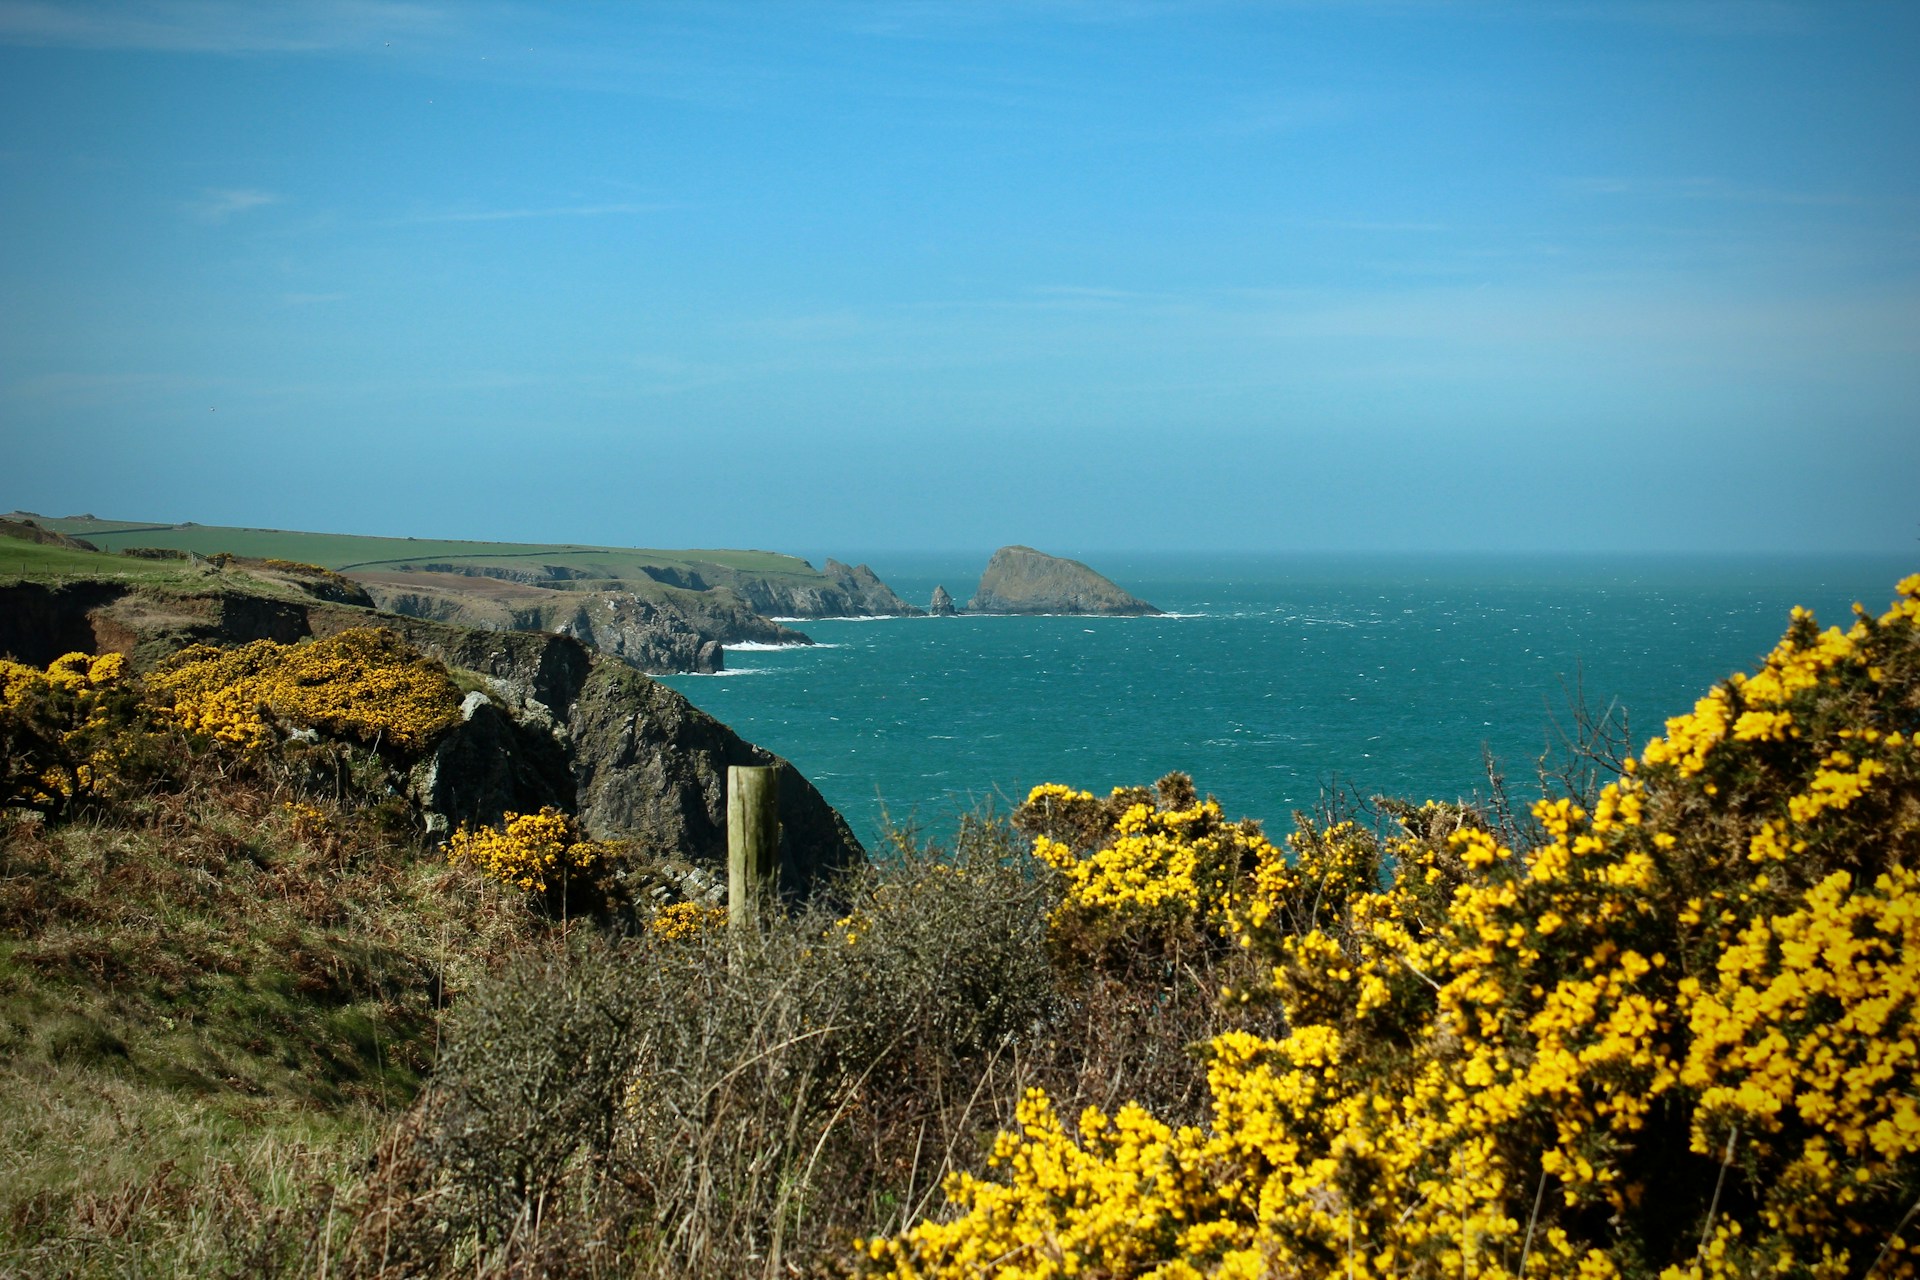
[12,511,822,583]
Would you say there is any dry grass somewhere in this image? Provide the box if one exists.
[2,725,1277,1278]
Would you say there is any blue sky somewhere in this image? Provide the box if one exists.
[2,1,1915,553]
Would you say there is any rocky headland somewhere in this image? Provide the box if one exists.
[721,559,924,618]
[0,558,865,895]
[4,512,926,675]
[821,559,925,616]
[350,568,807,675]
[966,545,1160,615]
[929,585,957,615]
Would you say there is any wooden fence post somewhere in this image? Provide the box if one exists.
[728,765,779,931]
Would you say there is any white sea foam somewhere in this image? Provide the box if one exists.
[724,641,840,651]
[676,668,772,677]
[771,615,908,623]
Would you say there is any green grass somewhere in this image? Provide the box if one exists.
[0,538,209,587]
[10,512,823,581]
[0,744,560,1276]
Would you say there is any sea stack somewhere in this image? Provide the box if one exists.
[929,585,957,615]
[967,546,1160,616]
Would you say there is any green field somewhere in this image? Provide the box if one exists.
[0,535,211,588]
[10,512,824,584]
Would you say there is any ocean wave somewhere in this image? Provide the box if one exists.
[675,668,772,678]
[771,615,910,623]
[724,641,839,651]
[1280,613,1363,628]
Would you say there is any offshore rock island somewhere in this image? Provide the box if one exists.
[966,545,1161,615]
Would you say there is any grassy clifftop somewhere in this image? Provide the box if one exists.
[14,513,816,583]
[7,513,923,667]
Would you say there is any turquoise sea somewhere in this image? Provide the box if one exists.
[660,554,1915,847]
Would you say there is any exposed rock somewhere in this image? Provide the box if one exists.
[0,579,866,895]
[822,560,926,617]
[722,560,923,618]
[352,570,809,675]
[570,662,862,898]
[407,700,574,831]
[967,546,1160,616]
[930,585,957,616]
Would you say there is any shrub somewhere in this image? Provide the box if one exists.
[0,651,149,816]
[864,574,1920,1280]
[148,627,460,751]
[648,900,728,939]
[445,807,606,895]
[392,820,1056,1276]
[1015,773,1281,971]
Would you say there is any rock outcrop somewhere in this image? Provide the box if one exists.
[967,546,1160,616]
[822,560,925,617]
[0,579,866,895]
[929,585,957,616]
[352,571,809,675]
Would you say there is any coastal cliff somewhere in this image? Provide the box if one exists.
[4,513,921,673]
[0,571,865,891]
[351,570,807,675]
[721,559,924,618]
[822,559,925,616]
[967,545,1160,615]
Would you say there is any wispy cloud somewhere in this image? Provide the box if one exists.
[1299,218,1449,233]
[839,0,1194,39]
[1566,175,1856,207]
[6,370,222,405]
[0,0,453,53]
[395,201,678,224]
[1535,1,1811,36]
[186,187,281,222]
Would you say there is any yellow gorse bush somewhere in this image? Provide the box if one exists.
[148,627,460,751]
[650,900,728,940]
[446,807,605,894]
[864,574,1920,1280]
[1017,776,1290,958]
[0,650,142,813]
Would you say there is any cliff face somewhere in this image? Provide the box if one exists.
[352,570,808,675]
[712,562,922,618]
[822,560,926,617]
[0,580,865,892]
[967,546,1160,616]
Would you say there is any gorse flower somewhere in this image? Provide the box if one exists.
[862,573,1920,1280]
[0,650,143,814]
[650,901,728,940]
[149,627,460,751]
[446,807,605,894]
